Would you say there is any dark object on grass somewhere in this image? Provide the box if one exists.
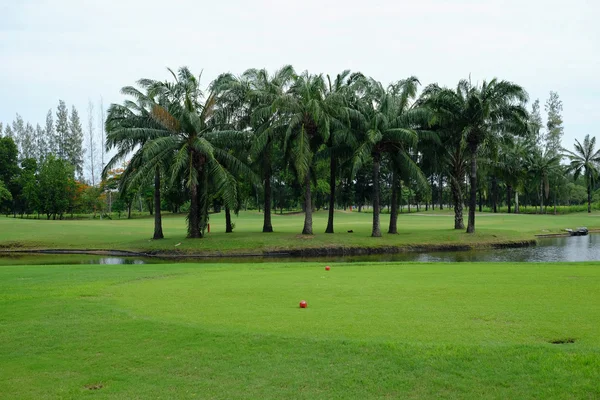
[347,230,354,233]
[566,227,588,236]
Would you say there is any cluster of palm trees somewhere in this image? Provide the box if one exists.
[104,66,595,240]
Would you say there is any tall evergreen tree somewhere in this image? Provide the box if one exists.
[4,125,13,139]
[20,123,35,160]
[67,106,85,179]
[0,123,3,138]
[12,114,25,153]
[45,109,56,156]
[87,101,97,186]
[35,124,47,162]
[55,100,69,159]
[544,91,563,155]
[529,99,543,145]
[99,97,106,172]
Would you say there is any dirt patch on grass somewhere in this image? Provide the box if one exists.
[84,383,103,390]
[549,338,576,344]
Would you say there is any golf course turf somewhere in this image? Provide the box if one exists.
[1,212,599,398]
[1,210,599,255]
[1,261,599,399]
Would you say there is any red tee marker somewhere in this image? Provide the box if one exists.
[325,266,330,271]
[299,300,307,308]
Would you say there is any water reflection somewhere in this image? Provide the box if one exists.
[92,257,145,265]
[1,235,599,265]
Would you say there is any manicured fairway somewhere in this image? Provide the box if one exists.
[1,210,599,255]
[1,261,599,398]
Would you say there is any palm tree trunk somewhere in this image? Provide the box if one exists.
[199,166,209,236]
[189,179,200,238]
[388,170,399,234]
[507,185,512,214]
[225,206,233,233]
[450,176,464,229]
[188,153,203,239]
[430,175,435,210]
[302,173,313,235]
[539,181,544,214]
[371,154,382,237]
[588,178,592,213]
[439,175,443,210]
[466,143,477,234]
[153,167,164,239]
[325,153,336,234]
[492,175,498,213]
[262,159,273,232]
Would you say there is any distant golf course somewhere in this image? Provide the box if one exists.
[1,210,599,255]
[1,261,599,398]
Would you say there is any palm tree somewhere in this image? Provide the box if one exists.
[323,71,362,233]
[110,67,251,238]
[563,135,600,213]
[352,77,426,237]
[104,88,167,239]
[220,66,297,233]
[417,83,468,228]
[387,149,426,234]
[274,72,335,235]
[420,79,527,233]
[497,137,529,214]
[526,146,562,213]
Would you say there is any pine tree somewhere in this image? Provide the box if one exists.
[45,109,56,156]
[67,106,85,179]
[55,100,69,159]
[12,114,25,153]
[4,125,13,139]
[35,123,47,161]
[99,97,105,172]
[87,101,97,185]
[529,99,543,145]
[544,91,563,155]
[21,123,35,160]
[0,123,3,138]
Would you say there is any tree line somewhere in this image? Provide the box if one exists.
[1,66,599,237]
[0,99,107,219]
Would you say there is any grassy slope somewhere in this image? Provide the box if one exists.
[0,261,598,399]
[1,210,599,255]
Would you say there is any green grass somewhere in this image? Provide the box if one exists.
[1,261,599,398]
[1,210,600,255]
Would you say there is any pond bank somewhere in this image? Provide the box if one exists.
[0,239,537,259]
[535,228,600,238]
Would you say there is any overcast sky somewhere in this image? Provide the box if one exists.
[1,0,598,150]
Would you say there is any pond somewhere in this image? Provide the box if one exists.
[1,234,599,265]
